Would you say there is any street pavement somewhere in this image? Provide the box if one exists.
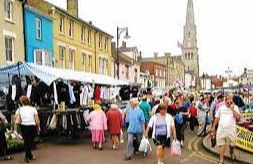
[203,134,252,164]
[1,127,235,164]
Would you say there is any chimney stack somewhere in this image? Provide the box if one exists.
[122,41,126,48]
[67,0,78,17]
[154,52,158,58]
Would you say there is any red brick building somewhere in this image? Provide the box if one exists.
[140,60,166,88]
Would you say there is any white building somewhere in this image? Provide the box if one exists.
[111,42,141,85]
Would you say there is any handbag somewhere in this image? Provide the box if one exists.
[15,108,22,125]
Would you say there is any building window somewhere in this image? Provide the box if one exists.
[59,16,64,34]
[34,50,52,66]
[160,70,162,77]
[69,49,75,69]
[156,69,158,77]
[185,53,187,59]
[99,57,108,75]
[34,50,43,65]
[44,51,51,66]
[68,20,73,37]
[88,29,91,44]
[105,37,108,50]
[126,65,129,79]
[36,18,42,40]
[191,53,193,59]
[88,55,92,72]
[4,0,13,21]
[98,34,102,49]
[81,27,85,42]
[134,69,138,83]
[5,36,14,62]
[188,53,191,60]
[59,46,65,68]
[163,71,166,78]
[82,53,86,71]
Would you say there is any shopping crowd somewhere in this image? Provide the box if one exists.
[0,89,244,164]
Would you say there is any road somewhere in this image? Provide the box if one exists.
[1,128,230,164]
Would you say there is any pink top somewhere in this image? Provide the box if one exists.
[87,110,108,131]
[216,101,225,112]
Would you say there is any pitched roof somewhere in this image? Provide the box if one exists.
[37,0,113,38]
[119,46,138,52]
[140,59,165,67]
[172,56,184,65]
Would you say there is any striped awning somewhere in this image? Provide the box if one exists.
[0,62,128,86]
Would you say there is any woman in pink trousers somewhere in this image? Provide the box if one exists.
[87,104,108,150]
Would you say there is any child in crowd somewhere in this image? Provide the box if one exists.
[188,102,197,133]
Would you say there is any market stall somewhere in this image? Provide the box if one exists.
[236,112,253,153]
[0,62,129,149]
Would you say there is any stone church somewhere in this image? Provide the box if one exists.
[181,0,200,89]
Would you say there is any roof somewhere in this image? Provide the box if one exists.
[0,62,127,86]
[111,44,133,64]
[119,46,138,52]
[112,52,132,64]
[25,5,53,21]
[172,56,184,65]
[140,59,165,67]
[39,0,113,38]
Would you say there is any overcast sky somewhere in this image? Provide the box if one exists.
[46,0,253,76]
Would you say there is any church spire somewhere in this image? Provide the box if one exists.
[186,0,195,26]
[182,0,200,89]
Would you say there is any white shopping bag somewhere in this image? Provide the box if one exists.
[139,137,151,152]
[170,140,181,156]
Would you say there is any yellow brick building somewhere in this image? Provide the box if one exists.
[27,0,113,76]
[0,0,25,65]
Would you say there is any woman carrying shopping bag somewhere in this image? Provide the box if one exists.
[15,96,40,163]
[145,104,177,164]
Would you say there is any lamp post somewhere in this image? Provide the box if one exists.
[116,26,130,79]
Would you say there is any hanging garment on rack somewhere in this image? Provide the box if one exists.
[76,113,81,129]
[62,115,67,130]
[103,87,110,100]
[57,81,70,106]
[87,85,94,100]
[100,87,104,99]
[80,86,89,106]
[68,84,76,104]
[53,82,59,105]
[119,86,131,101]
[83,109,90,124]
[94,86,101,102]
[131,86,139,98]
[49,114,57,130]
[11,85,16,101]
[26,85,32,99]
[73,84,81,107]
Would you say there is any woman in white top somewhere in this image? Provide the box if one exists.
[145,104,176,164]
[16,96,40,163]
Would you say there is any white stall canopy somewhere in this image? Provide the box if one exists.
[0,62,128,86]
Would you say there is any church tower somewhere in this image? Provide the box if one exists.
[182,0,199,78]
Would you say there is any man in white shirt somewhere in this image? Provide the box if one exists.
[211,93,240,164]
